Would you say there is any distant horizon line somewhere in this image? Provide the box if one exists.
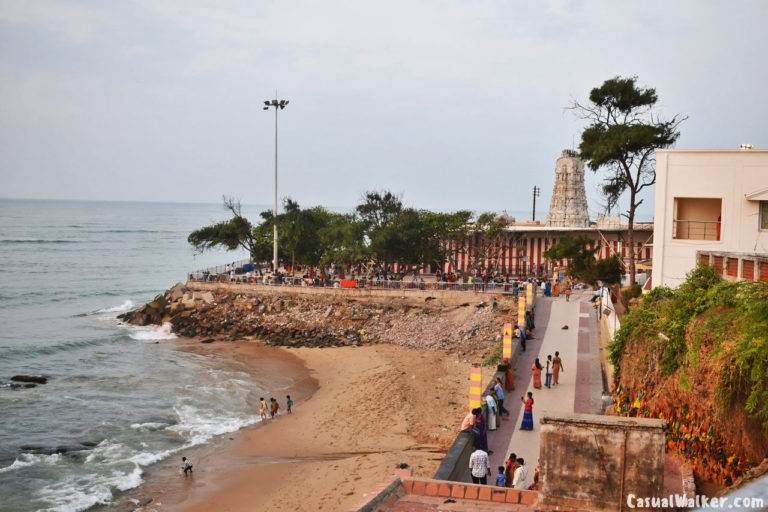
[0,196,654,221]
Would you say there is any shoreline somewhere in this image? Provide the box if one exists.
[124,339,470,512]
[114,338,318,511]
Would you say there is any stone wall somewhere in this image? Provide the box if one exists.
[539,413,665,511]
[186,280,506,308]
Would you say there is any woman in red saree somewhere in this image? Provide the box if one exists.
[520,392,534,430]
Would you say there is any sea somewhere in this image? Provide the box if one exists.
[0,199,272,512]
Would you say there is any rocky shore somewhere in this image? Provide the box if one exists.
[119,282,510,355]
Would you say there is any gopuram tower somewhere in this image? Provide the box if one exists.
[545,149,590,227]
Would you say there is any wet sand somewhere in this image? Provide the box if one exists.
[130,341,469,512]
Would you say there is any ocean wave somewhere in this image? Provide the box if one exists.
[128,322,177,341]
[0,453,61,474]
[169,404,259,446]
[0,239,79,245]
[36,464,143,512]
[92,300,135,315]
[0,335,121,361]
[129,421,170,432]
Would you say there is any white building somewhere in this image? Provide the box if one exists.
[652,147,768,288]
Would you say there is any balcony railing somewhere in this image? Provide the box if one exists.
[673,219,721,241]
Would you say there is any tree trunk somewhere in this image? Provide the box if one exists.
[627,191,637,286]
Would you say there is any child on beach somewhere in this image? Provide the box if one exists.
[286,395,293,414]
[495,466,506,487]
[259,397,268,420]
[270,397,280,417]
[182,456,193,476]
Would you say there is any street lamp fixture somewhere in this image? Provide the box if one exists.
[263,95,289,275]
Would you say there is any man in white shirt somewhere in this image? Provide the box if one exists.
[512,457,528,489]
[468,448,490,485]
[485,393,498,431]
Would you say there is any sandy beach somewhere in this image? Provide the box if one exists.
[130,339,471,512]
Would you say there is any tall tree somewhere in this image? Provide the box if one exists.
[188,197,265,260]
[470,212,510,272]
[570,76,686,284]
[356,191,404,273]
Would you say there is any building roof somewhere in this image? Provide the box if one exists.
[503,224,653,233]
[656,148,768,153]
[745,186,768,201]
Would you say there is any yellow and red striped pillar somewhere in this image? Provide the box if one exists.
[526,282,533,304]
[517,294,526,328]
[502,322,513,361]
[469,365,482,410]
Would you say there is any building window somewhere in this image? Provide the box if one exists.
[760,201,768,230]
[672,197,722,241]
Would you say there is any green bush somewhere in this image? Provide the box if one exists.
[611,263,768,433]
[620,283,643,307]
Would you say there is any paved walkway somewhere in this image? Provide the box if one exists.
[487,291,603,487]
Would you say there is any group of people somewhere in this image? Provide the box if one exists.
[180,395,295,477]
[259,395,293,420]
[468,448,541,490]
[530,352,564,390]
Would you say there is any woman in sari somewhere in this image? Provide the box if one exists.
[472,407,489,451]
[520,392,534,431]
[531,358,543,389]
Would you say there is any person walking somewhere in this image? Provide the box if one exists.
[286,395,294,414]
[531,358,543,389]
[269,397,280,418]
[472,408,490,453]
[520,392,534,431]
[259,397,268,420]
[494,378,510,417]
[564,286,572,302]
[552,351,564,386]
[545,355,553,389]
[468,447,491,485]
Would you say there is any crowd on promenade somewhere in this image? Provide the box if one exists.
[188,261,547,295]
[457,291,572,492]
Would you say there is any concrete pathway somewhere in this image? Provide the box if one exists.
[487,291,602,488]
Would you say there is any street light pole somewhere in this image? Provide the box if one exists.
[263,96,289,274]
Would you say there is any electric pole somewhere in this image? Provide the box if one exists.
[532,185,540,221]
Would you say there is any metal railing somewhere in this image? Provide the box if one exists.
[188,274,527,294]
[672,219,721,241]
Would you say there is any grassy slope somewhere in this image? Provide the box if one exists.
[609,265,768,488]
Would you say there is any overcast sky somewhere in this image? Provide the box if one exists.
[1,1,766,220]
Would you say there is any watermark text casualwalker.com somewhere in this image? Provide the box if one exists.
[627,494,764,509]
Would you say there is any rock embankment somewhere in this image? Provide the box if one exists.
[119,283,509,353]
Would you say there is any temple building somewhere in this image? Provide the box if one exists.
[442,149,653,277]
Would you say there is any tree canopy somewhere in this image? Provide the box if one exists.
[571,76,685,284]
[187,193,517,274]
[544,236,624,285]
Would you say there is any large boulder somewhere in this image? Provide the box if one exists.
[168,283,186,301]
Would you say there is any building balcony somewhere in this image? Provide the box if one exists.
[673,219,721,241]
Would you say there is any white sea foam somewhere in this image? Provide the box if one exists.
[95,300,134,314]
[168,403,259,446]
[84,440,131,464]
[36,464,143,512]
[0,453,61,474]
[129,421,169,431]
[128,322,177,341]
